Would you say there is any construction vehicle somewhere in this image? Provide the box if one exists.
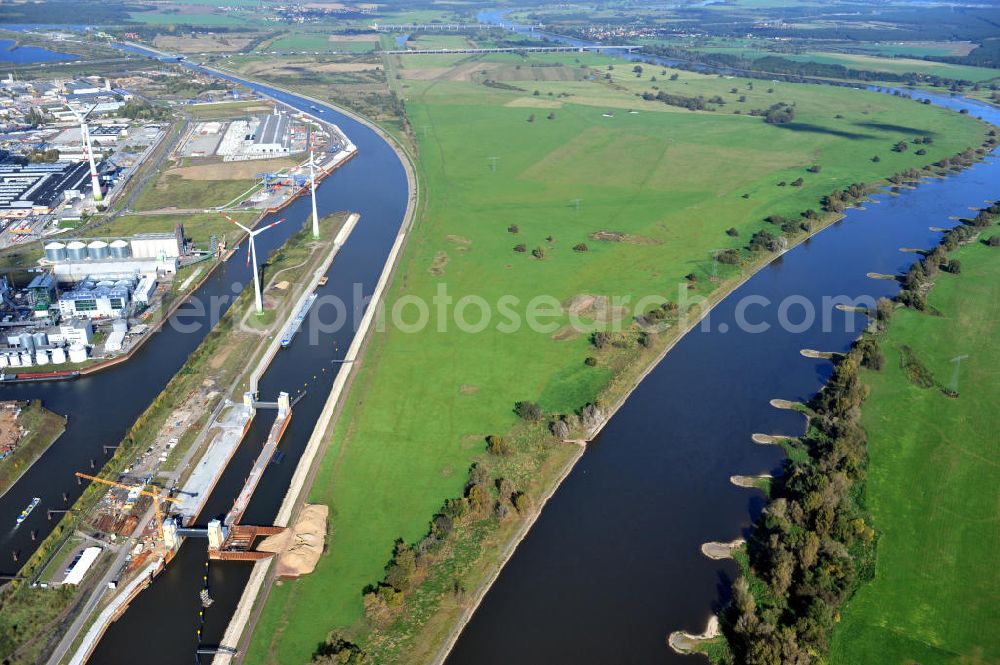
[74,472,180,541]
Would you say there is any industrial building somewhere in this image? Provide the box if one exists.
[0,160,93,215]
[44,229,183,281]
[57,282,130,319]
[214,110,302,161]
[249,112,292,157]
[1,318,93,368]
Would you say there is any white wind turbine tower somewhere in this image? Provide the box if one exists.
[309,150,320,238]
[70,104,104,202]
[222,213,286,314]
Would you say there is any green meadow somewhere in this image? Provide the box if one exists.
[783,51,1000,82]
[831,242,1000,665]
[244,52,988,663]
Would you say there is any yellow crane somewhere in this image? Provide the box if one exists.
[75,472,180,540]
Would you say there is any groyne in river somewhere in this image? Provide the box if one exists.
[2,31,997,665]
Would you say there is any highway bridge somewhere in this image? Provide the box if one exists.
[381,44,639,55]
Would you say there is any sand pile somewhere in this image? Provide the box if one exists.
[258,504,328,578]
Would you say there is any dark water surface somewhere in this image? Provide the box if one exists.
[0,38,77,63]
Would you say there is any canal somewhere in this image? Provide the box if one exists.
[0,47,410,663]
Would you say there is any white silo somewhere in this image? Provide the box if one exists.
[45,241,68,262]
[0,355,8,368]
[67,241,88,261]
[35,350,49,366]
[9,355,21,368]
[17,333,34,352]
[68,344,88,363]
[110,239,131,259]
[32,331,48,348]
[88,240,110,261]
[50,347,67,364]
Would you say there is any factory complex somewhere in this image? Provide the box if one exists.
[0,74,168,247]
[180,109,307,161]
[0,224,194,371]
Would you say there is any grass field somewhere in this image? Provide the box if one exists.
[128,10,253,28]
[85,211,256,247]
[784,51,1000,82]
[244,52,989,664]
[830,241,1000,665]
[132,167,258,212]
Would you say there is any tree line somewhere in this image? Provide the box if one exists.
[720,197,998,664]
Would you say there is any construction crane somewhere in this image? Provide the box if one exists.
[74,472,180,540]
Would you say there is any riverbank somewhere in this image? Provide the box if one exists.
[0,401,66,500]
[711,203,1000,665]
[829,239,1000,664]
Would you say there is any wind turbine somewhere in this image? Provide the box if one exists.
[69,103,104,202]
[222,213,286,314]
[309,149,319,239]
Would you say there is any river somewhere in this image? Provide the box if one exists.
[445,15,1000,663]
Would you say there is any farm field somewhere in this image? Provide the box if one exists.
[783,51,1000,82]
[244,50,989,664]
[830,241,1000,665]
[128,10,254,28]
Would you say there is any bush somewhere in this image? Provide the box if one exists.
[573,243,588,252]
[508,224,519,234]
[591,331,612,349]
[717,248,741,264]
[584,356,597,366]
[513,244,526,253]
[514,400,543,421]
[807,164,822,173]
[531,246,545,259]
[726,227,739,237]
[312,634,369,664]
[486,434,512,456]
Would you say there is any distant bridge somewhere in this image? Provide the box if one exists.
[371,23,542,32]
[380,45,639,55]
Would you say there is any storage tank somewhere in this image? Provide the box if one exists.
[0,355,8,368]
[68,344,87,363]
[96,280,115,289]
[9,355,21,368]
[35,350,49,366]
[19,352,32,366]
[109,239,131,259]
[80,279,96,291]
[17,333,34,352]
[87,240,110,261]
[66,241,88,261]
[32,331,47,347]
[50,347,67,364]
[113,279,132,290]
[45,241,67,262]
